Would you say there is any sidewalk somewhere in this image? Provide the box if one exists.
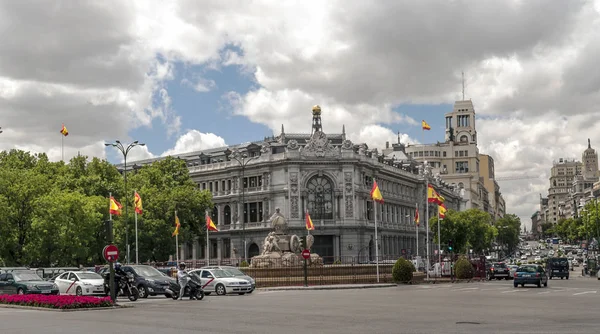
[257,283,396,291]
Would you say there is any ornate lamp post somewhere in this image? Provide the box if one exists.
[105,140,145,264]
[230,148,259,262]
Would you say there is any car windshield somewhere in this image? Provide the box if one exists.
[493,263,506,268]
[13,272,43,281]
[224,268,245,276]
[517,266,537,273]
[550,258,568,266]
[212,269,235,278]
[132,266,163,277]
[77,273,102,280]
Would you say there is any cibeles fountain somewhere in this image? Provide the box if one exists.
[250,208,323,268]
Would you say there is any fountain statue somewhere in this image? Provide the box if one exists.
[250,207,323,268]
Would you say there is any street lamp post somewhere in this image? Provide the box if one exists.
[105,140,145,264]
[419,162,433,279]
[230,149,259,263]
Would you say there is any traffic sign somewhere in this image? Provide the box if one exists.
[301,249,311,259]
[103,244,119,263]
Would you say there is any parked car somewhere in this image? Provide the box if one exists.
[0,270,59,295]
[486,262,510,280]
[201,266,256,293]
[189,268,252,296]
[514,264,548,288]
[54,271,105,296]
[99,265,179,298]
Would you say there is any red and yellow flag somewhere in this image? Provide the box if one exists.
[422,120,431,130]
[370,180,384,203]
[60,124,69,136]
[134,191,143,215]
[427,184,445,205]
[206,213,218,232]
[172,215,181,237]
[305,210,315,231]
[109,196,122,216]
[438,203,447,219]
[414,206,420,226]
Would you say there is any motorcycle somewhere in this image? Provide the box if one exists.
[166,272,204,300]
[103,272,140,302]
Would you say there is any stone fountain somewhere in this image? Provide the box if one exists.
[250,207,323,268]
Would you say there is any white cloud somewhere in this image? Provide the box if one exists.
[3,0,600,229]
[161,130,226,157]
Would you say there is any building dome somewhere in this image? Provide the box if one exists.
[312,105,321,115]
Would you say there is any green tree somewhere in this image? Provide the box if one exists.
[431,208,470,254]
[495,214,521,257]
[124,157,213,262]
[431,208,496,256]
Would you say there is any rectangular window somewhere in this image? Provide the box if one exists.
[202,182,206,190]
[209,182,213,192]
[215,182,219,192]
[443,152,447,157]
[258,176,263,187]
[455,161,469,173]
[243,177,248,189]
[249,176,257,188]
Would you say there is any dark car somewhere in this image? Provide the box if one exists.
[486,262,510,280]
[514,264,548,288]
[0,270,60,295]
[99,265,179,298]
[547,257,569,279]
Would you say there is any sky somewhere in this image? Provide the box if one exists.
[1,0,600,230]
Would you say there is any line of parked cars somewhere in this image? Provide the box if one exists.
[0,265,256,298]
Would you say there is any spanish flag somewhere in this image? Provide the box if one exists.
[109,196,122,216]
[422,120,431,131]
[438,203,447,219]
[427,184,445,205]
[172,215,181,237]
[134,191,143,215]
[60,124,69,136]
[414,206,420,226]
[206,213,218,232]
[305,210,315,231]
[370,180,384,203]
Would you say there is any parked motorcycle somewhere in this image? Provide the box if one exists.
[103,272,140,301]
[166,272,204,300]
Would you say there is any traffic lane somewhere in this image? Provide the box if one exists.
[1,286,600,334]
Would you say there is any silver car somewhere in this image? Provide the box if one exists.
[201,266,255,293]
[189,269,252,296]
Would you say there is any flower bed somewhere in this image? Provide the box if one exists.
[0,295,114,309]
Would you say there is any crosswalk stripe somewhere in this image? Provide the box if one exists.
[572,291,596,296]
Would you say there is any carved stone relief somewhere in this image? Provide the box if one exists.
[260,142,271,154]
[290,197,299,218]
[345,196,354,218]
[344,171,354,218]
[341,139,354,150]
[287,139,300,150]
[263,172,271,186]
[301,130,340,158]
[289,172,299,218]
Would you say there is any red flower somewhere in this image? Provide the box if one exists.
[0,295,113,309]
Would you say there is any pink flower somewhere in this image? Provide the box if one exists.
[0,294,113,309]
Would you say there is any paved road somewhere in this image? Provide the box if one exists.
[1,276,599,334]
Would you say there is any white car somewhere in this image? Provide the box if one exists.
[189,268,252,296]
[54,271,105,296]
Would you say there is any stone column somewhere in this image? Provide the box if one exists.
[192,239,198,260]
[217,238,222,264]
[217,204,223,226]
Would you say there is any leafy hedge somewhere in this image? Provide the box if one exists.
[454,256,474,279]
[0,295,113,309]
[392,258,415,283]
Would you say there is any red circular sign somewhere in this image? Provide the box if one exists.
[301,249,311,260]
[103,244,119,263]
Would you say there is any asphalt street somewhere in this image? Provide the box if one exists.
[1,275,599,334]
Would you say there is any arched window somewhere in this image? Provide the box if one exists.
[212,206,218,224]
[224,205,231,225]
[460,135,468,143]
[306,175,334,220]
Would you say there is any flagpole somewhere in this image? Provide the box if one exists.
[205,210,209,265]
[426,183,430,281]
[109,192,112,222]
[134,190,139,264]
[416,203,419,259]
[437,207,442,268]
[175,210,179,265]
[374,194,380,283]
[61,134,64,162]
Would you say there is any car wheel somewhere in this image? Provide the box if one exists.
[76,286,83,296]
[137,285,149,298]
[566,276,569,280]
[521,284,524,287]
[247,289,254,294]
[216,284,226,296]
[543,280,548,287]
[537,280,541,288]
[513,282,518,288]
[17,288,24,295]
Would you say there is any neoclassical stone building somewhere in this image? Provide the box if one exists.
[127,106,462,264]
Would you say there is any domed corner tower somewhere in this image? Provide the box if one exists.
[311,105,322,134]
[582,138,599,179]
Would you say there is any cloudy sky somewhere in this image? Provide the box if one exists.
[1,0,599,229]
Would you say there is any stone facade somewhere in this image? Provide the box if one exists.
[125,106,462,264]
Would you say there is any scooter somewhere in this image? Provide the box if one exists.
[166,272,204,300]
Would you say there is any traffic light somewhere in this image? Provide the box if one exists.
[448,239,453,252]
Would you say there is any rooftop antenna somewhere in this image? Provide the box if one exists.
[461,71,465,100]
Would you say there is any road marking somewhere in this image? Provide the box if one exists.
[572,291,597,296]
[501,290,519,294]
[455,287,479,291]
[537,291,550,294]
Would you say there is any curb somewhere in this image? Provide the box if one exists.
[0,304,130,312]
[257,284,397,291]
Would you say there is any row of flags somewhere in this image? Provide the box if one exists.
[369,179,447,225]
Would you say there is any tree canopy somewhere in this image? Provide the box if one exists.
[0,150,212,267]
